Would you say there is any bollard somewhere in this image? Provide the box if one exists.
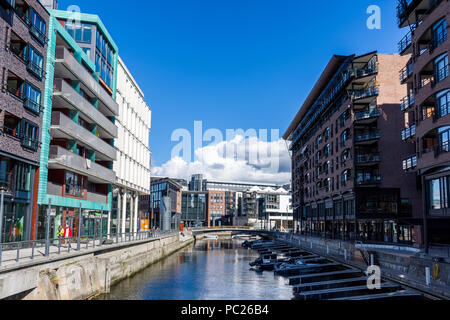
[344,249,348,260]
[327,245,330,255]
[426,267,431,286]
[311,242,313,249]
[370,254,375,266]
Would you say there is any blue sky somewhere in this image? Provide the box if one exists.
[58,0,405,183]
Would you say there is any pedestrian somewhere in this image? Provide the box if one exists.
[64,223,73,240]
[57,225,64,239]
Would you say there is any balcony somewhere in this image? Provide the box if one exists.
[26,60,43,79]
[53,79,118,139]
[356,153,381,165]
[50,112,117,161]
[403,155,418,171]
[396,0,441,28]
[400,94,415,112]
[352,86,379,102]
[354,109,381,123]
[355,131,381,144]
[356,175,382,186]
[54,46,119,117]
[399,63,413,83]
[23,97,41,115]
[398,28,414,54]
[20,136,39,151]
[402,124,417,141]
[48,145,116,184]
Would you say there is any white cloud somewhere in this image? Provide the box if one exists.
[152,135,291,185]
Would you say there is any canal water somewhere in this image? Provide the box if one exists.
[97,238,294,300]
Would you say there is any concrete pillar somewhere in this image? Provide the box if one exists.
[107,210,111,239]
[134,195,139,233]
[130,195,134,234]
[121,191,127,235]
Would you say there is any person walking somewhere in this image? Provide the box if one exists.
[56,225,64,245]
[64,223,73,244]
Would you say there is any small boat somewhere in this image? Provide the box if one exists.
[204,235,219,240]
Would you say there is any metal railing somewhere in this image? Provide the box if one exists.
[354,108,381,121]
[400,94,415,112]
[403,155,418,170]
[355,131,381,143]
[399,63,413,83]
[398,29,413,53]
[402,124,417,141]
[356,153,381,164]
[0,229,179,266]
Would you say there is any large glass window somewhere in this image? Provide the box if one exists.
[15,162,31,192]
[30,9,46,44]
[429,177,449,211]
[432,18,447,49]
[65,172,84,197]
[18,120,39,150]
[434,53,449,83]
[65,22,92,43]
[26,45,43,78]
[438,126,450,152]
[437,90,450,119]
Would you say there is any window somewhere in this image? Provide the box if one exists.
[19,120,39,150]
[438,126,450,153]
[23,82,41,114]
[434,53,449,84]
[429,177,449,211]
[26,45,43,78]
[15,163,31,192]
[65,172,84,197]
[436,90,450,119]
[432,18,447,50]
[65,22,92,43]
[30,9,46,44]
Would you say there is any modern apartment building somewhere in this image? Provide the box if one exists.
[0,0,49,243]
[284,52,423,245]
[243,186,293,229]
[181,190,208,227]
[150,177,182,229]
[36,8,119,239]
[112,57,151,235]
[397,0,450,247]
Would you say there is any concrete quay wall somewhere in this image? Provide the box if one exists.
[0,234,194,300]
[274,233,450,299]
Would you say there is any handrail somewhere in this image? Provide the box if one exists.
[0,230,180,266]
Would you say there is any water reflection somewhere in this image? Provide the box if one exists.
[98,239,294,300]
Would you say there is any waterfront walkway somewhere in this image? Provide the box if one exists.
[0,230,180,273]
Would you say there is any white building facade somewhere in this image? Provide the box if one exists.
[112,57,152,235]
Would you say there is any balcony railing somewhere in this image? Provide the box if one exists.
[355,131,381,143]
[355,108,381,121]
[26,60,43,79]
[400,94,415,112]
[352,86,379,101]
[356,175,382,186]
[20,136,39,151]
[430,30,448,52]
[354,67,378,79]
[433,64,449,86]
[356,153,381,165]
[403,155,418,170]
[399,63,413,83]
[398,29,413,53]
[29,24,46,45]
[402,124,416,141]
[23,98,41,115]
